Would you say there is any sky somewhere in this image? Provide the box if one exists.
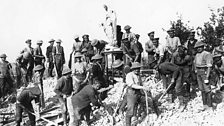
[0,0,224,62]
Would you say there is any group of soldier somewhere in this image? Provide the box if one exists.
[0,24,224,126]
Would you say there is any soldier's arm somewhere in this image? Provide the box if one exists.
[206,53,213,80]
[62,47,65,64]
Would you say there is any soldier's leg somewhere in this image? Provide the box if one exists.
[126,92,137,126]
[48,61,54,77]
[67,96,76,126]
[59,97,67,125]
[15,104,23,126]
[119,93,127,114]
[27,107,36,126]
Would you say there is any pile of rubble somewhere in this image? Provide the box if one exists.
[1,76,224,126]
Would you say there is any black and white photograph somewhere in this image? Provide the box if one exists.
[1,0,224,126]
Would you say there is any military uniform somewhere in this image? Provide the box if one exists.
[122,39,140,65]
[158,62,182,99]
[46,40,55,77]
[0,55,13,98]
[194,43,213,108]
[21,46,34,82]
[72,52,89,93]
[54,68,73,126]
[16,86,41,126]
[52,40,65,78]
[16,53,30,86]
[171,46,192,95]
[71,84,101,126]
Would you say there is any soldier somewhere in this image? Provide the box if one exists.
[91,54,108,100]
[194,41,213,111]
[52,39,65,79]
[82,35,94,61]
[145,31,155,67]
[16,52,32,86]
[72,52,90,94]
[171,46,192,97]
[122,38,141,66]
[151,38,166,68]
[122,25,137,44]
[73,35,83,53]
[54,68,73,126]
[21,39,34,82]
[158,62,183,105]
[33,40,45,76]
[135,34,143,63]
[71,79,102,126]
[122,62,149,126]
[0,54,14,99]
[15,84,41,126]
[33,65,45,108]
[46,39,55,77]
[184,31,198,90]
[91,39,107,55]
[165,28,181,61]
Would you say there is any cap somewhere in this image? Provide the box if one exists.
[135,34,140,38]
[25,39,31,44]
[34,65,44,71]
[91,39,99,46]
[62,67,72,75]
[0,54,7,58]
[74,52,83,58]
[167,28,175,33]
[124,25,131,30]
[55,39,62,43]
[148,31,155,36]
[37,40,43,44]
[82,34,89,38]
[48,39,55,43]
[131,62,142,69]
[91,54,103,60]
[112,59,123,68]
[194,41,206,48]
[81,48,87,53]
[74,35,79,39]
[153,38,159,41]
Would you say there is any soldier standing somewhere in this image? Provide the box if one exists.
[33,65,45,108]
[46,39,55,77]
[16,52,32,86]
[122,38,141,66]
[0,54,14,99]
[33,40,45,75]
[52,39,65,79]
[21,39,34,82]
[145,31,155,67]
[122,25,137,44]
[72,52,90,94]
[73,35,83,53]
[165,28,181,61]
[82,35,94,62]
[135,34,143,63]
[123,62,149,126]
[194,41,213,111]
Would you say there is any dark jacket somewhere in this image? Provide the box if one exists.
[72,85,100,110]
[54,76,73,96]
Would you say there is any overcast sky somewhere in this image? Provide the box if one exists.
[0,0,224,62]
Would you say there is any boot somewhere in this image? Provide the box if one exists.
[125,116,132,126]
[206,92,213,108]
[201,91,207,105]
[178,96,185,112]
